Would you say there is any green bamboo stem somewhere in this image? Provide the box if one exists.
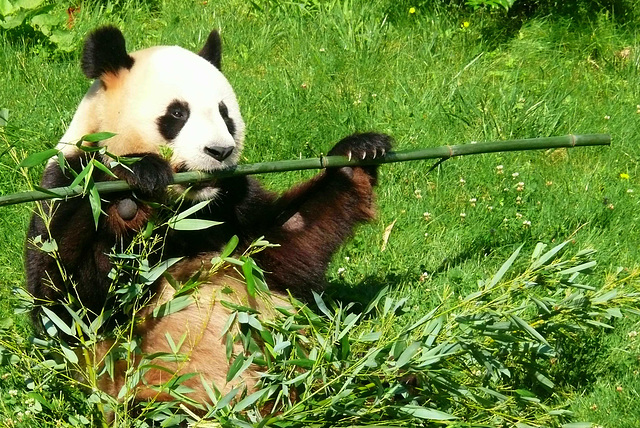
[0,133,610,207]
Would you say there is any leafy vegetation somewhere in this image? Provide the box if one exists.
[0,0,75,51]
[1,0,640,426]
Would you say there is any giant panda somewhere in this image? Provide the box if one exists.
[25,26,392,405]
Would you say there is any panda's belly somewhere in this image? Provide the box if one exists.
[95,258,287,404]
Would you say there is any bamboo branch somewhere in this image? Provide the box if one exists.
[0,133,610,208]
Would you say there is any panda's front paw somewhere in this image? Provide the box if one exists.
[328,132,393,183]
[328,132,392,160]
[112,153,174,196]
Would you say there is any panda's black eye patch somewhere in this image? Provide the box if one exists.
[157,100,190,141]
[218,102,236,138]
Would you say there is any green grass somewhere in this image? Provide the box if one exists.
[1,0,639,426]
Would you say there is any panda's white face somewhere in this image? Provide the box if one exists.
[58,32,245,189]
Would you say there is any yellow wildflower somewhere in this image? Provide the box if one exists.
[409,7,416,14]
[462,21,470,28]
[620,173,630,180]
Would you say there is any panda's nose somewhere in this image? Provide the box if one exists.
[204,146,234,162]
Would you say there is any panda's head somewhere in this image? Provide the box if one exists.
[60,26,244,176]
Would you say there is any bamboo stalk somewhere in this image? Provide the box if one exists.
[0,134,610,208]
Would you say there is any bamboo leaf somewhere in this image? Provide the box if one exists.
[358,332,381,342]
[152,295,193,318]
[593,290,618,304]
[220,300,260,314]
[399,405,457,420]
[226,355,246,383]
[173,199,212,222]
[67,164,92,192]
[227,355,254,383]
[41,307,74,337]
[487,244,523,289]
[91,159,118,179]
[283,359,315,368]
[406,306,439,333]
[242,257,256,297]
[19,148,59,168]
[221,235,239,259]
[337,312,361,340]
[558,261,597,275]
[396,341,421,368]
[81,132,116,143]
[220,312,236,337]
[142,257,182,285]
[531,242,546,261]
[534,371,554,389]
[214,387,240,411]
[273,340,291,353]
[313,292,332,318]
[247,315,263,331]
[59,342,78,365]
[531,240,570,270]
[168,218,222,231]
[510,314,550,346]
[233,388,268,412]
[88,182,102,228]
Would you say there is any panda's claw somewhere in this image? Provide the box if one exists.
[347,151,352,161]
[361,152,366,160]
[380,148,386,157]
[372,148,377,159]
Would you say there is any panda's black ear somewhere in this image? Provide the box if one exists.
[81,26,135,79]
[198,30,222,70]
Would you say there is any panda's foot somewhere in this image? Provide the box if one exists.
[111,153,174,196]
[327,132,393,184]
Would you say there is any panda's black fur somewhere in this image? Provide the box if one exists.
[25,26,392,402]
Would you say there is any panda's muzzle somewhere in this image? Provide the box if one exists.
[204,145,234,162]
